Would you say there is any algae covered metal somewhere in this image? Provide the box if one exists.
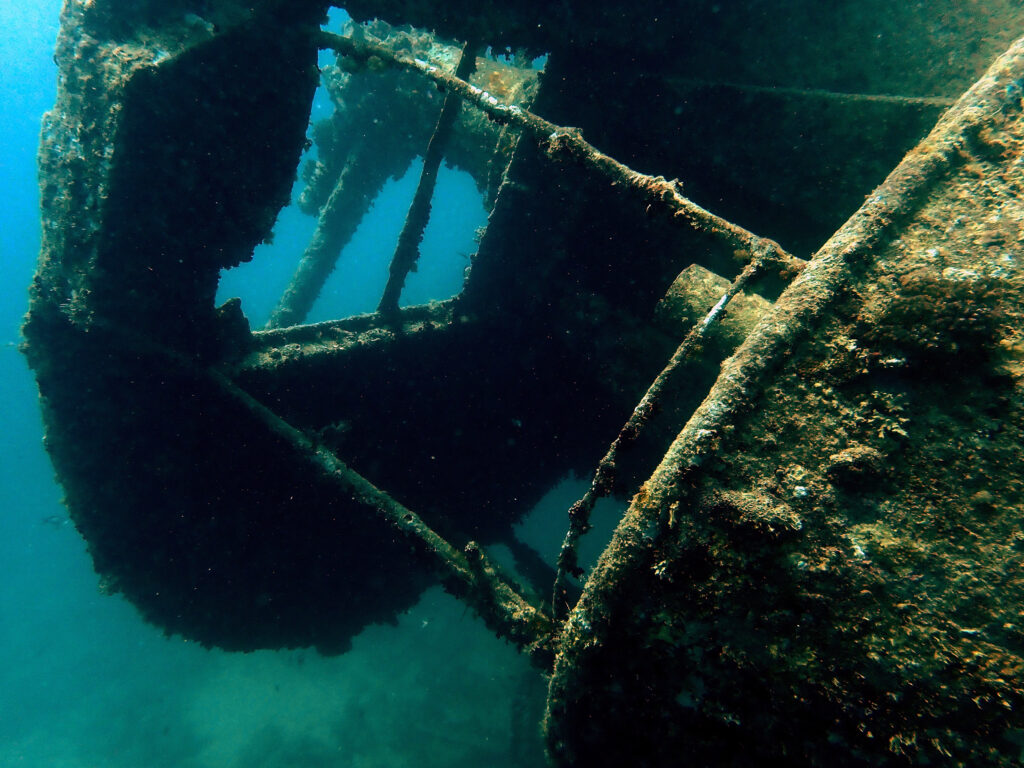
[23,0,1024,764]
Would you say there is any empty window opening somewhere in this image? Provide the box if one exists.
[217,9,534,329]
[305,159,486,323]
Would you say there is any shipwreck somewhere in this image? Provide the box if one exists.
[24,0,1024,764]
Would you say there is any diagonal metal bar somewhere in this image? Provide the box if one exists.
[378,40,479,315]
[550,247,779,617]
[209,369,556,666]
[81,314,556,663]
[318,30,803,273]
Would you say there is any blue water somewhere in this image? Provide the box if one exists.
[0,6,583,766]
[215,7,488,327]
[217,157,486,327]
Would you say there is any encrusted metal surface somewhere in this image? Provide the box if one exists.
[23,1,1024,764]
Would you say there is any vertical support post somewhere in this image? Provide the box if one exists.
[377,40,479,315]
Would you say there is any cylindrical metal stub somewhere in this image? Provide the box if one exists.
[655,263,772,351]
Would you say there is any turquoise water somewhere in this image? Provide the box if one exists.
[214,7,489,326]
[0,6,600,766]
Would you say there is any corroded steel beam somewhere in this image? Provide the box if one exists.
[318,30,802,274]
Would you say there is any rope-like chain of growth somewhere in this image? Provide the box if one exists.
[317,30,802,273]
